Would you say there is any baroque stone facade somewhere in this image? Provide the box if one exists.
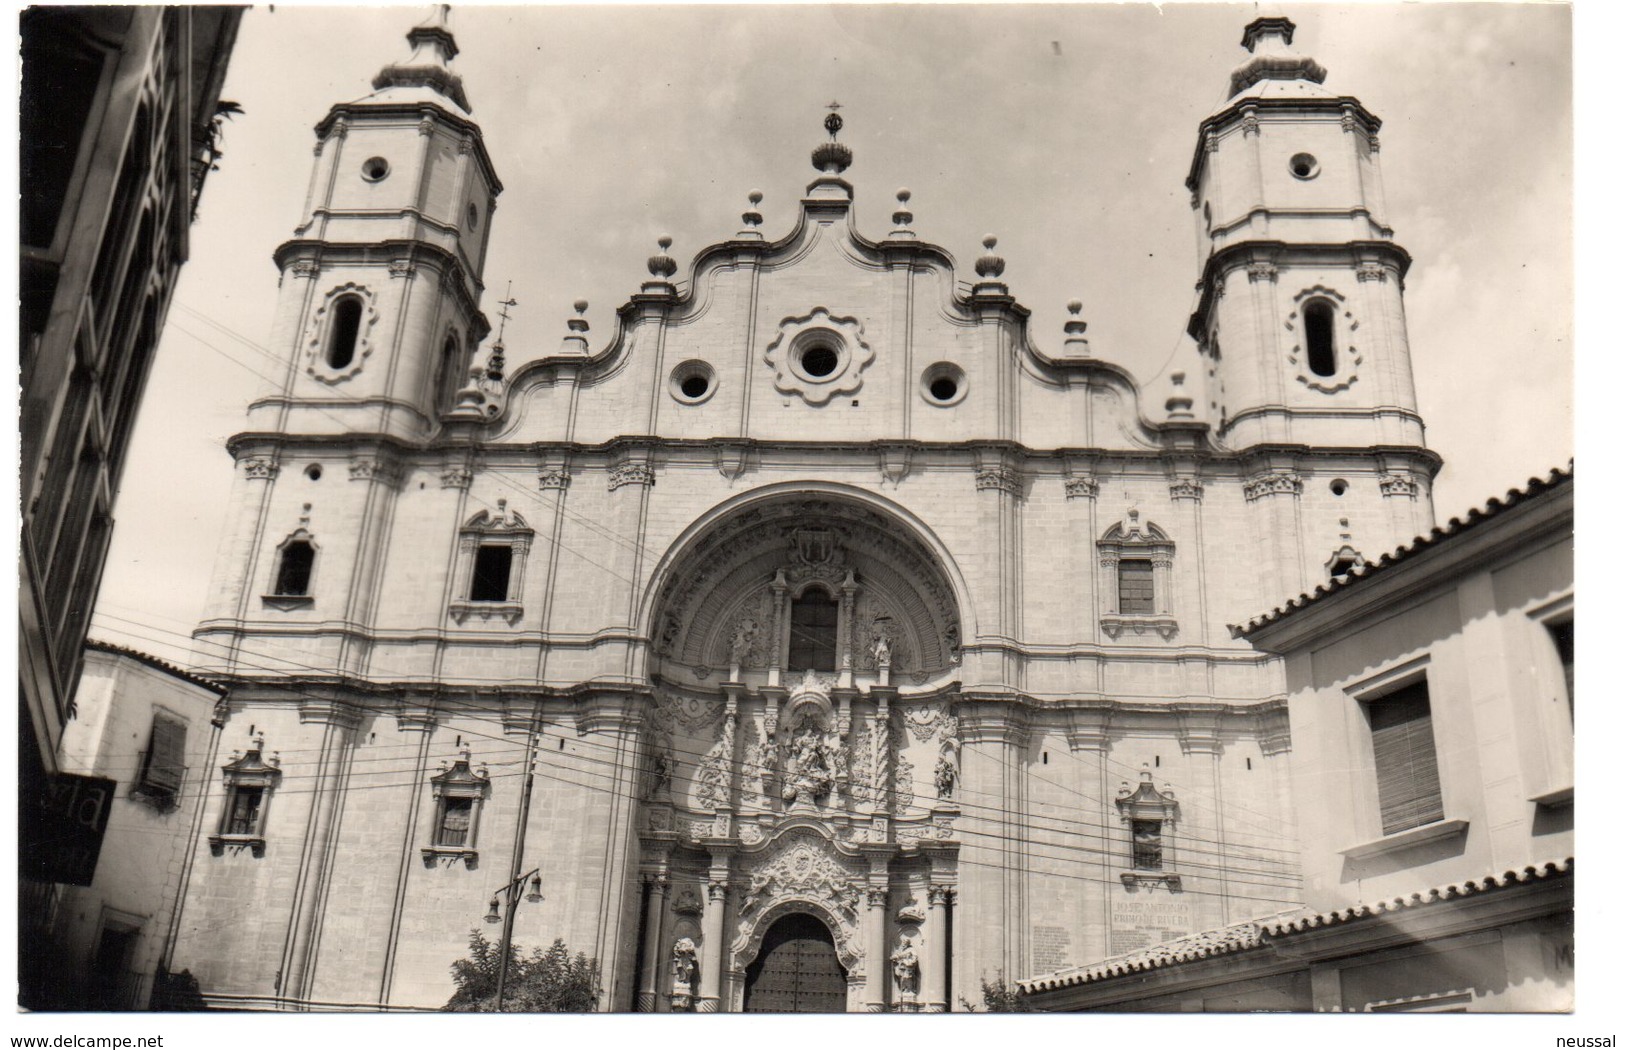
[171,12,1447,1012]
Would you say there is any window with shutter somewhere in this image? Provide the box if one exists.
[437,797,474,847]
[1367,681,1444,835]
[1118,559,1155,615]
[226,787,263,836]
[1131,819,1163,870]
[139,714,186,801]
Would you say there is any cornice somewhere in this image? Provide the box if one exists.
[271,239,491,340]
[1187,240,1413,338]
[1185,94,1381,193]
[314,101,503,196]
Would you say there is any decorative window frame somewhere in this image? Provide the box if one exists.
[130,709,188,812]
[263,528,318,610]
[1324,544,1366,581]
[305,282,380,384]
[1285,286,1362,393]
[1115,766,1181,890]
[209,737,282,858]
[1097,511,1178,641]
[449,500,532,625]
[421,748,491,869]
[762,307,874,405]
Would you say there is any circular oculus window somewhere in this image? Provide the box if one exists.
[361,156,390,182]
[920,362,968,407]
[1288,152,1320,180]
[668,360,717,405]
[789,333,846,384]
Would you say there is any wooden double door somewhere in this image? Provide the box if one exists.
[742,913,848,1012]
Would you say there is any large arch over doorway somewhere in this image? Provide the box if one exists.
[642,485,971,686]
[742,912,849,1013]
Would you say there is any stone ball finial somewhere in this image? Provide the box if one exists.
[647,237,677,279]
[1067,299,1083,315]
[567,299,590,334]
[749,190,763,205]
[824,110,844,139]
[891,188,914,229]
[975,235,1005,279]
[573,299,588,314]
[743,190,764,228]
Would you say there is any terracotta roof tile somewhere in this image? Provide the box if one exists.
[84,638,229,695]
[1020,858,1572,995]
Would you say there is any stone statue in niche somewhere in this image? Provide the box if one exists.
[890,940,920,997]
[935,715,961,800]
[729,616,758,668]
[781,721,834,805]
[871,633,891,668]
[671,937,698,988]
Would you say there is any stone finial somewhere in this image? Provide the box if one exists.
[1064,298,1090,355]
[887,187,915,233]
[811,105,853,175]
[647,236,677,279]
[742,190,764,229]
[560,300,590,354]
[975,235,1005,279]
[1166,371,1194,419]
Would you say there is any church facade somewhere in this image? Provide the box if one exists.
[173,13,1443,1011]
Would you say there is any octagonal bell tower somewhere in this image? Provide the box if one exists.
[246,8,502,441]
[1187,16,1427,462]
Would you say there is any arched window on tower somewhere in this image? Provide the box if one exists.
[436,332,463,414]
[788,588,839,672]
[274,541,315,596]
[326,296,363,369]
[1304,299,1337,378]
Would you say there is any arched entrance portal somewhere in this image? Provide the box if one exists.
[742,913,848,1013]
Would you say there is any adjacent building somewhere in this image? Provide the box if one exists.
[19,10,242,997]
[1022,467,1574,1011]
[32,642,227,1011]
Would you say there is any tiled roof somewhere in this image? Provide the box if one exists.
[1232,464,1573,638]
[84,638,229,695]
[1261,858,1573,937]
[1018,912,1301,994]
[1019,859,1572,995]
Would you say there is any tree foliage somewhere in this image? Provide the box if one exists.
[957,972,1035,1013]
[444,929,602,1012]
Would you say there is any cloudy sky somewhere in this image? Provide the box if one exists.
[89,3,1575,667]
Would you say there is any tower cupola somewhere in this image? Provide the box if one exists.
[371,5,471,114]
[1228,15,1327,98]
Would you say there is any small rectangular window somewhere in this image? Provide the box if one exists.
[1131,819,1163,871]
[437,797,475,847]
[469,544,513,602]
[1367,681,1444,835]
[226,787,264,836]
[139,715,186,798]
[1118,559,1155,615]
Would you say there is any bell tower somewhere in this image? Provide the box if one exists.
[1186,14,1436,605]
[1187,15,1426,458]
[246,7,502,440]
